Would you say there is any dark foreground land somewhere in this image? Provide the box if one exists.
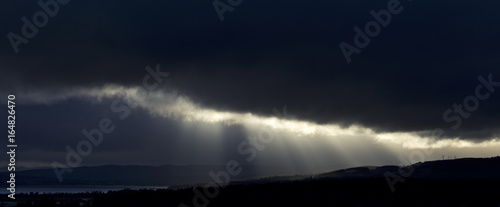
[3,157,500,207]
[2,178,499,207]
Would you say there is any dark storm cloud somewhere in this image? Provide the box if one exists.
[1,0,500,140]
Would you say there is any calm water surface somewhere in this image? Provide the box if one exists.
[16,185,169,194]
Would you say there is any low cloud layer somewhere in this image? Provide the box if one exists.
[5,85,499,170]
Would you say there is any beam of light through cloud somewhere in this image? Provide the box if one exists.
[16,85,500,168]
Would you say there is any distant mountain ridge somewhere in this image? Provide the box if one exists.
[5,157,500,187]
[3,164,342,186]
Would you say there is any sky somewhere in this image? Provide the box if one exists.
[1,0,500,172]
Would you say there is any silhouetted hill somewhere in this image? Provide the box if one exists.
[315,156,500,180]
[232,157,500,185]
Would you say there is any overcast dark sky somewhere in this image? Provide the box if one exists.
[1,0,500,170]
